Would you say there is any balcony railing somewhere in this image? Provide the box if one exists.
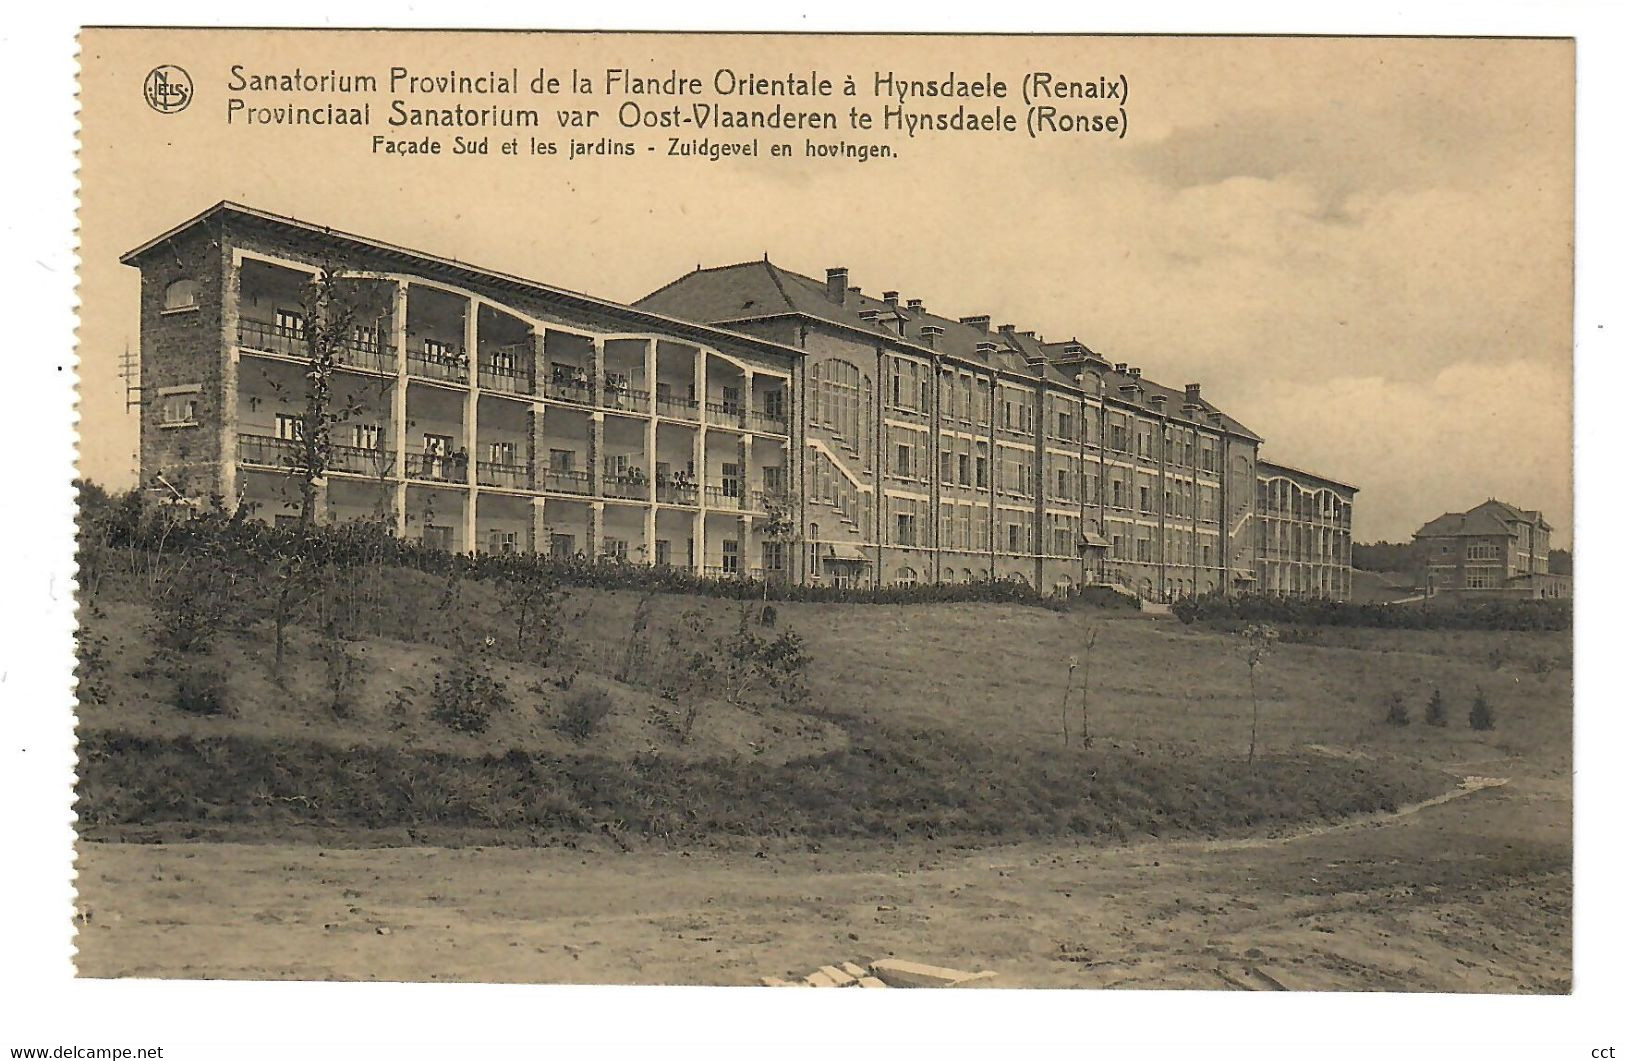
[546,375,594,404]
[407,452,468,483]
[749,409,789,435]
[656,394,700,420]
[656,481,699,506]
[542,467,592,495]
[601,382,651,413]
[407,346,470,384]
[752,489,789,513]
[478,361,534,395]
[238,434,395,477]
[477,461,531,490]
[706,401,745,428]
[704,564,741,579]
[705,485,743,510]
[601,473,650,501]
[237,320,396,375]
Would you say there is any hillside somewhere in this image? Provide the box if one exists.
[74,533,1572,850]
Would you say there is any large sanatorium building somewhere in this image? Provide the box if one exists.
[122,202,1357,600]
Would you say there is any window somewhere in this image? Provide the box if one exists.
[975,450,989,490]
[160,393,199,426]
[1008,522,1023,554]
[275,308,305,339]
[163,279,199,311]
[721,462,742,497]
[422,338,453,363]
[894,442,914,479]
[603,537,629,562]
[654,540,672,566]
[488,441,518,465]
[894,566,918,588]
[422,433,453,456]
[958,453,971,486]
[721,385,741,413]
[762,389,787,420]
[423,525,453,550]
[762,541,786,571]
[549,449,575,471]
[350,423,380,450]
[721,539,740,574]
[940,449,954,484]
[488,530,518,555]
[275,413,304,441]
[762,465,785,496]
[811,359,864,447]
[549,533,576,558]
[1467,544,1498,561]
[1056,410,1075,442]
[896,512,917,546]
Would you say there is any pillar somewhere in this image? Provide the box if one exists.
[463,297,479,553]
[392,281,409,537]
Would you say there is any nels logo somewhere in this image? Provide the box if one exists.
[143,65,193,114]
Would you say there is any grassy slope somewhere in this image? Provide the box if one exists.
[75,569,1571,846]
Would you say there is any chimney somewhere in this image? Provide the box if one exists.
[848,285,862,297]
[906,297,925,314]
[857,309,882,323]
[1119,384,1141,401]
[1059,341,1086,359]
[1019,329,1036,339]
[1128,367,1142,379]
[1184,383,1201,404]
[1113,362,1129,374]
[825,267,848,305]
[883,291,900,309]
[959,314,991,333]
[998,323,1017,335]
[975,340,999,357]
[1149,394,1167,414]
[919,324,944,349]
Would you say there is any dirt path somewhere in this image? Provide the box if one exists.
[74,769,1569,992]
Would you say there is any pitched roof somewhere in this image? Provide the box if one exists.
[1414,499,1549,539]
[636,259,1261,439]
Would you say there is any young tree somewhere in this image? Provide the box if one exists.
[1425,688,1448,727]
[757,492,799,600]
[1469,689,1495,731]
[1384,691,1411,727]
[1076,625,1099,749]
[1241,623,1279,764]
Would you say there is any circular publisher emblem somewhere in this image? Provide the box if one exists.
[143,65,193,114]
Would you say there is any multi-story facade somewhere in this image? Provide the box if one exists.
[123,203,1356,599]
[639,260,1355,599]
[123,202,803,580]
[1413,499,1569,600]
[1255,462,1357,600]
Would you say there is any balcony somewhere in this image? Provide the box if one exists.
[601,380,651,414]
[546,370,594,405]
[704,564,741,579]
[656,481,699,506]
[706,401,745,429]
[478,355,534,395]
[407,345,469,384]
[477,461,532,490]
[748,409,789,435]
[601,473,650,501]
[705,485,743,510]
[238,433,395,477]
[542,467,592,495]
[656,393,700,420]
[238,433,298,470]
[237,320,396,375]
[407,452,468,484]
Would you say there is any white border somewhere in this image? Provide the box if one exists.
[2,3,1618,1058]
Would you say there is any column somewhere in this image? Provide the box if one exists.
[219,255,241,506]
[590,500,605,557]
[530,496,545,555]
[392,281,409,536]
[463,298,479,553]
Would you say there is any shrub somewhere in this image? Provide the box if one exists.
[556,686,613,742]
[1425,688,1447,727]
[430,653,510,735]
[174,664,229,716]
[1172,590,1570,633]
[1469,691,1495,732]
[1384,692,1410,727]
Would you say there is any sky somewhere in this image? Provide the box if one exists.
[77,31,1574,545]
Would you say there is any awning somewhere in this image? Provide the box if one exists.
[1080,533,1110,549]
[825,543,872,563]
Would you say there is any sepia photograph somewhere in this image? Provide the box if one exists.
[7,11,1614,1056]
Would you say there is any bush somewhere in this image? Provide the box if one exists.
[174,665,229,716]
[430,653,510,735]
[556,686,613,742]
[1172,590,1570,633]
[1469,691,1495,732]
[1425,688,1447,727]
[1384,692,1410,727]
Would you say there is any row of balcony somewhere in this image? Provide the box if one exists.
[238,434,787,510]
[236,321,790,434]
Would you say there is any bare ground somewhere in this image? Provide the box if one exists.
[73,755,1569,991]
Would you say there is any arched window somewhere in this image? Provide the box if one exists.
[810,358,865,453]
[164,278,199,310]
[894,566,917,588]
